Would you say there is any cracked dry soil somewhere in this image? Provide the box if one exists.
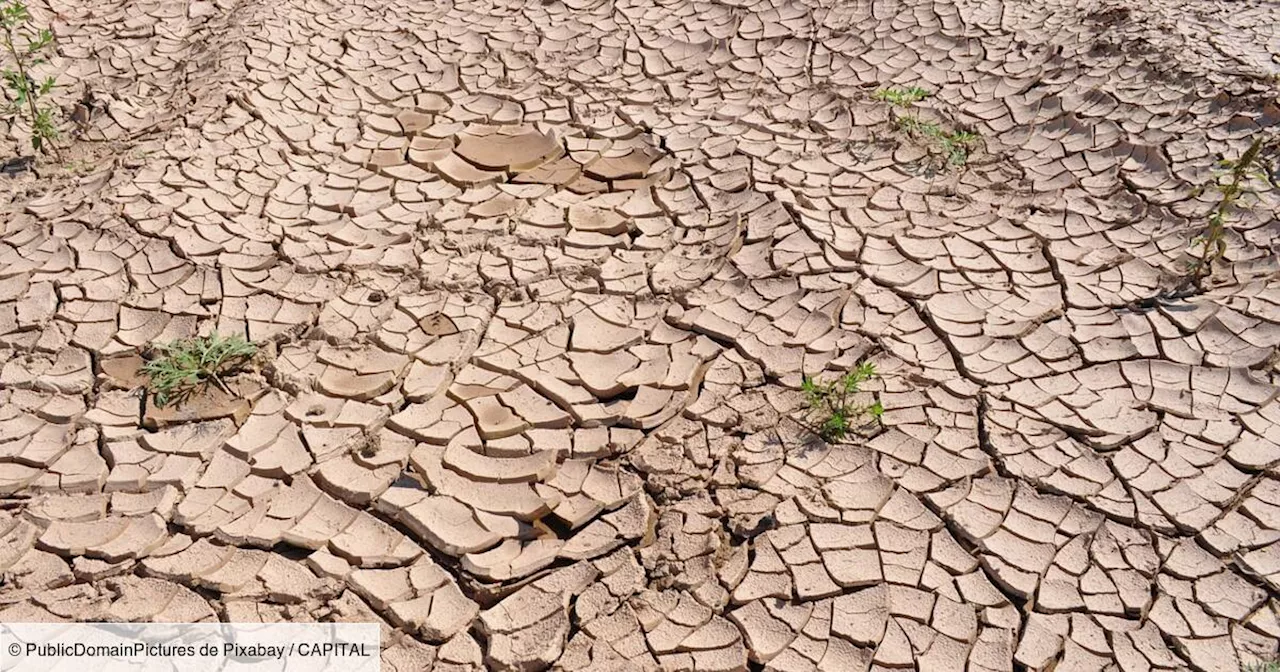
[2,0,1280,669]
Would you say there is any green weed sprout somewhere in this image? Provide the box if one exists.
[1,0,59,158]
[1186,136,1275,289]
[142,333,258,407]
[799,361,883,442]
[875,85,978,168]
[895,116,979,166]
[873,86,930,107]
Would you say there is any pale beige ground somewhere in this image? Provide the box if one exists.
[2,0,1280,669]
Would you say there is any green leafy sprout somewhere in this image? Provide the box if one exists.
[874,85,979,168]
[799,361,883,443]
[896,115,979,167]
[872,86,930,107]
[1,0,60,158]
[142,332,258,408]
[1184,135,1276,290]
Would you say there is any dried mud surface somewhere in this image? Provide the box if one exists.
[2,0,1280,669]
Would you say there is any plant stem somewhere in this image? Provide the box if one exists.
[1192,136,1264,288]
[5,32,31,148]
[211,375,234,396]
[3,18,59,159]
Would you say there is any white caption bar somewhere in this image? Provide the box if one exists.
[0,623,380,671]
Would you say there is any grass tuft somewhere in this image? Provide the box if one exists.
[142,332,258,408]
[872,86,930,107]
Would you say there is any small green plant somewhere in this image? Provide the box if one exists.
[874,85,979,168]
[1242,659,1280,672]
[896,116,979,167]
[1184,136,1276,290]
[142,333,258,407]
[1,0,59,158]
[798,361,883,443]
[873,86,930,107]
